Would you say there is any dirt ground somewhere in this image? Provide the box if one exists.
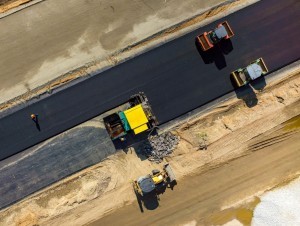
[0,65,299,226]
[93,119,300,226]
[1,0,299,225]
[0,0,31,13]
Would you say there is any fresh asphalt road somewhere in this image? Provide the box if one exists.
[0,0,299,160]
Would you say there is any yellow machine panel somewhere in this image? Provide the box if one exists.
[124,104,149,130]
[152,174,164,184]
[133,124,149,135]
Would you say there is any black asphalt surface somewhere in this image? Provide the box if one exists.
[0,0,300,160]
[0,122,116,209]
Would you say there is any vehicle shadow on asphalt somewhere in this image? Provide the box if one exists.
[251,76,267,91]
[230,73,267,108]
[195,39,233,70]
[219,39,234,55]
[233,84,258,108]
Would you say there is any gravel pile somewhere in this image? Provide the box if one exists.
[139,132,180,163]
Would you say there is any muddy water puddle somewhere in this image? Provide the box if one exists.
[284,114,300,131]
[209,197,261,226]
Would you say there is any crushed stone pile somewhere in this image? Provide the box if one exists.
[139,132,180,163]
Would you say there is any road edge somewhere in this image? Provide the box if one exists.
[0,0,259,117]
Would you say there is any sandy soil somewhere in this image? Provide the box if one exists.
[0,0,256,110]
[0,0,31,13]
[0,65,299,226]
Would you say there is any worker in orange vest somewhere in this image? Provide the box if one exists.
[31,114,38,121]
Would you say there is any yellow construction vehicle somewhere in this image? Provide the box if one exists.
[231,57,268,88]
[103,92,158,140]
[133,163,176,211]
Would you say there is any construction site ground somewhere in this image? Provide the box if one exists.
[0,0,264,214]
[1,0,299,225]
[1,66,299,225]
[0,0,263,211]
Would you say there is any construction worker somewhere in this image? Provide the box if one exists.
[31,114,38,121]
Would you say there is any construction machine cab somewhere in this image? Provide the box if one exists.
[132,164,176,212]
[133,164,175,196]
[136,169,165,196]
[245,63,264,81]
[209,24,228,43]
[137,176,156,196]
[231,58,268,88]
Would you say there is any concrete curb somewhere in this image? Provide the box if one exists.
[0,0,45,19]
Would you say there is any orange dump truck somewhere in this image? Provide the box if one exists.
[196,21,234,51]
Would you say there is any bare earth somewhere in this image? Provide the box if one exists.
[1,0,299,225]
[0,0,31,13]
[94,122,300,226]
[1,65,299,226]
